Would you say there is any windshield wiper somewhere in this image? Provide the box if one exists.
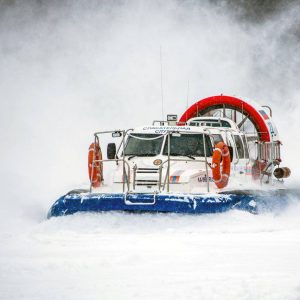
[127,155,136,160]
[143,153,157,157]
[126,153,157,160]
[169,153,195,160]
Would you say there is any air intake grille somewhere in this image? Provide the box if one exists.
[135,168,159,186]
[136,168,159,174]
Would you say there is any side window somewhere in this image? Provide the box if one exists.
[233,135,245,159]
[220,120,231,128]
[241,135,249,159]
[205,135,213,157]
[211,134,223,145]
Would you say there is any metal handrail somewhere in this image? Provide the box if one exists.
[132,164,137,190]
[262,105,272,117]
[203,130,210,192]
[231,133,240,165]
[243,134,251,165]
[217,128,239,164]
[90,128,224,195]
[254,140,282,185]
[90,129,130,193]
[115,128,133,162]
[90,158,131,192]
[124,191,157,205]
[256,140,281,161]
[218,128,240,165]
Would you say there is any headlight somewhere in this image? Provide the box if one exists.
[153,159,162,166]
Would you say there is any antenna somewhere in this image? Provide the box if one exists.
[185,80,190,121]
[160,46,164,119]
[186,80,190,109]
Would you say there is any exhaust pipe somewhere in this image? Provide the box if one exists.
[273,167,291,179]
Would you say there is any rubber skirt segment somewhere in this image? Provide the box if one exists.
[179,95,271,142]
[47,190,295,218]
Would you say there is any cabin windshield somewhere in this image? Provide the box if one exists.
[163,134,213,157]
[124,134,164,156]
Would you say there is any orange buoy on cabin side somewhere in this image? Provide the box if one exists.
[211,142,231,189]
[88,142,103,187]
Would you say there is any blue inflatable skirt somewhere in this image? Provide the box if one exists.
[47,189,295,218]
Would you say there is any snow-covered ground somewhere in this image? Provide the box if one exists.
[1,199,300,300]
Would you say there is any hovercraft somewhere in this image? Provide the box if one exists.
[48,95,292,218]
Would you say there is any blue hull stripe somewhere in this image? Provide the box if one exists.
[47,191,293,218]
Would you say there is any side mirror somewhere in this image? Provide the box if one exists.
[228,146,234,162]
[107,143,116,159]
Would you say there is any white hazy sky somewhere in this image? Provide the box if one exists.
[0,0,299,213]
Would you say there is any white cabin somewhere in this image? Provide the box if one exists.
[90,95,290,194]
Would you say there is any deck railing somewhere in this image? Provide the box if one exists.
[90,130,212,193]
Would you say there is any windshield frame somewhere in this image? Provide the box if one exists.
[122,131,213,158]
[123,133,165,157]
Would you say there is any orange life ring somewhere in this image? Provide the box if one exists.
[88,142,103,188]
[211,142,231,189]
